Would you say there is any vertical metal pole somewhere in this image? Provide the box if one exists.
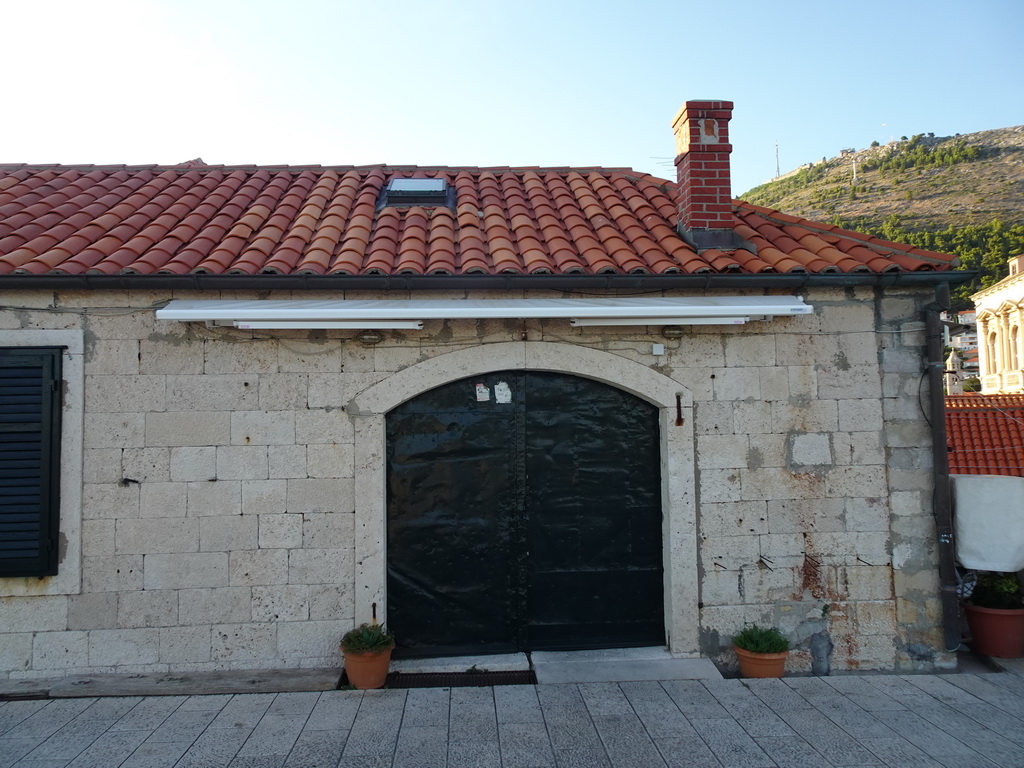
[925,289,961,651]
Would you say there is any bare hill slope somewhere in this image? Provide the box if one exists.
[741,126,1024,231]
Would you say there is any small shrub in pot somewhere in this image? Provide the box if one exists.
[732,624,790,678]
[340,623,395,689]
[964,572,1024,658]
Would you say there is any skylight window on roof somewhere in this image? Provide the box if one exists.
[379,178,453,208]
[390,179,445,194]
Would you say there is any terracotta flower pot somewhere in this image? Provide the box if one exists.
[964,603,1024,658]
[734,645,788,678]
[343,648,393,689]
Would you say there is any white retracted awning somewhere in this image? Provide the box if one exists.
[156,296,813,330]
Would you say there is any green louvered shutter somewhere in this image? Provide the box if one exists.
[0,348,62,577]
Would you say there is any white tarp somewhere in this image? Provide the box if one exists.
[952,474,1024,572]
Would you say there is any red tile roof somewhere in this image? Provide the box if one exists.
[946,394,1024,477]
[0,164,959,278]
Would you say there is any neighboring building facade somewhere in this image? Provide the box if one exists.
[0,101,967,680]
[943,310,978,394]
[951,309,978,351]
[946,309,978,355]
[975,255,1024,394]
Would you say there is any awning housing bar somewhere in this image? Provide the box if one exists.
[156,296,813,329]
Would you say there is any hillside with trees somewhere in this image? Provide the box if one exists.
[740,127,1024,308]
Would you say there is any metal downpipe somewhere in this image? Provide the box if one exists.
[924,285,960,651]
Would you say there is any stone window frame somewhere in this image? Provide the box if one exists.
[346,341,700,655]
[0,331,84,597]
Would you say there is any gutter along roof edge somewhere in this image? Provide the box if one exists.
[0,272,978,292]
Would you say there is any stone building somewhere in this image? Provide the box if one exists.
[975,255,1024,394]
[0,101,968,680]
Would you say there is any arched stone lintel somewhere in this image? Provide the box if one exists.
[348,342,693,415]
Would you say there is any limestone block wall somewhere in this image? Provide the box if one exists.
[0,285,950,678]
[692,287,947,672]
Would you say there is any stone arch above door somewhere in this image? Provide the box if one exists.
[346,341,699,655]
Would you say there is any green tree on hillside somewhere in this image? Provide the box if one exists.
[862,135,983,173]
[836,215,1024,308]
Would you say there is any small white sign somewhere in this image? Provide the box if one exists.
[494,381,512,403]
[475,383,490,401]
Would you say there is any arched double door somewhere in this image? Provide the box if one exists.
[385,371,664,657]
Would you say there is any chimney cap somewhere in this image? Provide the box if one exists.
[679,99,734,111]
[672,100,734,125]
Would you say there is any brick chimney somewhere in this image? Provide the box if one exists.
[672,100,734,246]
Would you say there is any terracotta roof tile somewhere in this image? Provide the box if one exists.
[729,248,774,273]
[946,394,1024,477]
[0,164,959,278]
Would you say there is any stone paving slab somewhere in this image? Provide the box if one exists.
[51,670,339,699]
[1,672,1023,767]
[0,671,341,702]
[994,656,1024,676]
[532,649,722,684]
[391,654,530,674]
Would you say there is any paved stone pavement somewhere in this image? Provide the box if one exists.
[2,672,1024,767]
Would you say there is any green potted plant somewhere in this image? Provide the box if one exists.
[964,571,1024,658]
[732,624,790,678]
[340,622,395,689]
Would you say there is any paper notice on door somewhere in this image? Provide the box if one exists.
[475,383,490,401]
[494,381,512,403]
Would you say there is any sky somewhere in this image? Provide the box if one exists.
[4,0,1023,196]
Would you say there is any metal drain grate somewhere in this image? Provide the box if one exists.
[340,670,537,689]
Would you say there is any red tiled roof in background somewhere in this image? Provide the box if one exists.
[0,164,958,278]
[946,394,1024,477]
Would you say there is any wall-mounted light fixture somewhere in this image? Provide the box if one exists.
[355,330,384,345]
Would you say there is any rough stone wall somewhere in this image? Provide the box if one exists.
[0,285,951,678]
[694,286,949,673]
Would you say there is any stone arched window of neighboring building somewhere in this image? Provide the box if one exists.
[1012,325,1021,371]
[987,331,999,375]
